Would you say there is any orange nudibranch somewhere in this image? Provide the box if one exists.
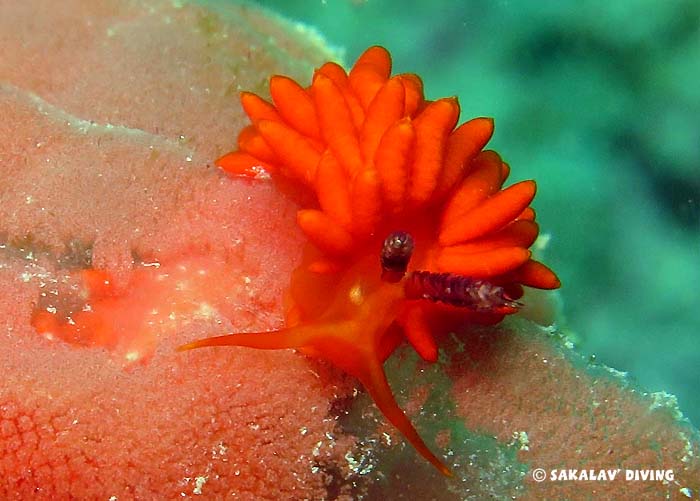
[180,46,560,476]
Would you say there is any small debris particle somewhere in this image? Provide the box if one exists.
[511,431,530,451]
[125,351,140,362]
[193,475,207,495]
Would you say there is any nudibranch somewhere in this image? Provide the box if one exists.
[179,46,560,476]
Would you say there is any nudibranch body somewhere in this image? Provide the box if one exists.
[180,46,560,475]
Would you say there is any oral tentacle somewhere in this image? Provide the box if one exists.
[177,325,322,352]
[358,356,452,477]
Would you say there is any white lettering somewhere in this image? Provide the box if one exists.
[548,468,674,482]
[625,469,674,481]
[601,469,620,481]
[549,469,621,481]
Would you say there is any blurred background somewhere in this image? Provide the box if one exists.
[226,0,700,425]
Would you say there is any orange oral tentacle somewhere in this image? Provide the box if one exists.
[439,180,537,246]
[359,358,452,477]
[177,326,320,352]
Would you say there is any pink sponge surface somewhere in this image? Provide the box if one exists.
[0,0,355,498]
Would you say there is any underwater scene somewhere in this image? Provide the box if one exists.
[0,0,698,499]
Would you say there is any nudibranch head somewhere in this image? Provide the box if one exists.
[182,45,561,476]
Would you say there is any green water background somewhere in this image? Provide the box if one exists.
[246,0,700,426]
